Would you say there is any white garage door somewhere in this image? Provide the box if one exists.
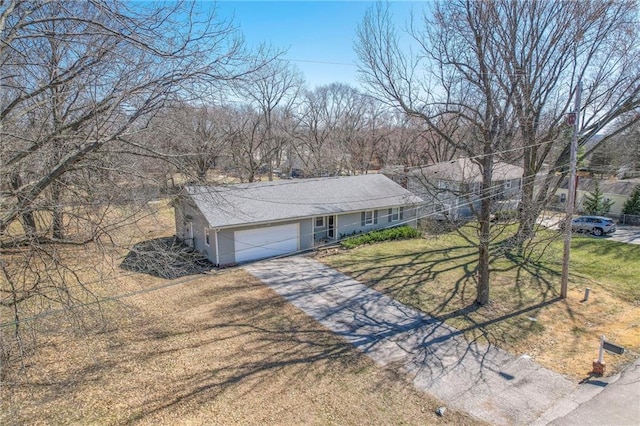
[234,223,299,263]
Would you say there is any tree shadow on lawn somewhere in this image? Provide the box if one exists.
[4,275,405,424]
[119,284,427,423]
[331,243,564,350]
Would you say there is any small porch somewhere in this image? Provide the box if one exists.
[313,214,337,245]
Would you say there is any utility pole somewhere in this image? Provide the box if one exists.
[561,81,582,299]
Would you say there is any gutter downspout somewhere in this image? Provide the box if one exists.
[214,229,220,266]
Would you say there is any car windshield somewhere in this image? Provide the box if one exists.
[604,219,614,225]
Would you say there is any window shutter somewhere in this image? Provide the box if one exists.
[388,208,392,222]
[400,207,404,220]
[361,212,365,227]
[374,210,378,225]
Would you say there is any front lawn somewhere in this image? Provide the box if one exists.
[323,227,640,379]
[1,202,481,425]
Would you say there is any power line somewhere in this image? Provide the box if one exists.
[282,58,357,67]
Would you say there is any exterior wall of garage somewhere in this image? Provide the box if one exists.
[300,218,313,251]
[215,228,235,266]
[213,218,314,266]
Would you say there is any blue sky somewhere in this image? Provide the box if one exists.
[211,1,424,89]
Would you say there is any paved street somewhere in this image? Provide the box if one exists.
[549,357,640,426]
[538,213,640,245]
[607,225,640,245]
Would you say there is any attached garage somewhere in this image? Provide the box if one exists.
[234,223,299,263]
[176,175,423,266]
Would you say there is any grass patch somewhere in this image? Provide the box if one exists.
[324,228,640,379]
[340,225,421,249]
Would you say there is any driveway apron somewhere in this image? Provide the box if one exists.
[245,256,576,425]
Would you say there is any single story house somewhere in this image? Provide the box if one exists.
[554,177,640,216]
[383,158,523,220]
[174,174,423,265]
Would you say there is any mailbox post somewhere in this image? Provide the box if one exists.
[592,335,625,376]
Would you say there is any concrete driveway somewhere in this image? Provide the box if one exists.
[245,256,585,425]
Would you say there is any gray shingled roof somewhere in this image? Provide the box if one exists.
[425,158,523,182]
[560,177,640,195]
[186,174,424,228]
[384,158,523,183]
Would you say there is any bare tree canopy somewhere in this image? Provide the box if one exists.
[356,0,640,304]
[0,0,271,371]
[232,58,304,180]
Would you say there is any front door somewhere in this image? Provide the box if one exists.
[328,215,335,239]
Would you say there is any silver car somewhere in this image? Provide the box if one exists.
[570,215,616,236]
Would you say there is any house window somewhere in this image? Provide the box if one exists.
[365,210,374,225]
[361,210,377,226]
[315,216,324,227]
[560,193,567,203]
[205,228,210,246]
[391,208,399,222]
[388,207,406,222]
[504,180,512,190]
[437,203,451,217]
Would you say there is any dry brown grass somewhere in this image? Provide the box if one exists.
[0,201,482,425]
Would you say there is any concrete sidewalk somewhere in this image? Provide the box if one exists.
[245,257,582,425]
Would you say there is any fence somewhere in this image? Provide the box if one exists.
[620,214,640,226]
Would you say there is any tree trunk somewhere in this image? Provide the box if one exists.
[476,153,493,305]
[10,172,37,238]
[51,181,64,239]
[514,157,538,248]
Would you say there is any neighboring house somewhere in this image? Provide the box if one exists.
[174,174,423,266]
[383,158,524,220]
[554,177,640,216]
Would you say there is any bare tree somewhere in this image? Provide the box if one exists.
[374,110,465,169]
[225,105,271,183]
[356,0,640,304]
[490,1,640,243]
[0,0,268,371]
[233,58,304,180]
[356,1,516,304]
[147,103,236,184]
[589,119,640,178]
[290,84,347,175]
[290,83,386,176]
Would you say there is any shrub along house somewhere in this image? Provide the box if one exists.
[174,174,423,265]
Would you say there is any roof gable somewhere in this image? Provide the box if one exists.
[184,174,423,228]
